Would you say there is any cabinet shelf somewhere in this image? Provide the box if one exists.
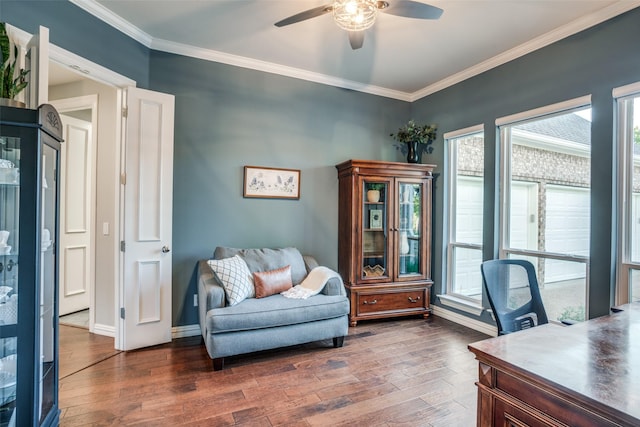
[363,252,385,258]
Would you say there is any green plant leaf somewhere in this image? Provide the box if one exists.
[0,23,10,69]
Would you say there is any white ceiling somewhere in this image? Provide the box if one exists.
[62,0,639,101]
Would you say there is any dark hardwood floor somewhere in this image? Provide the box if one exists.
[59,317,489,426]
[59,324,120,379]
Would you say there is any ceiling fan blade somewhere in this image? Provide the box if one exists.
[274,4,333,27]
[382,1,443,20]
[348,31,365,50]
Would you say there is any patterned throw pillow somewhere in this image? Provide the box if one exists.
[207,255,254,306]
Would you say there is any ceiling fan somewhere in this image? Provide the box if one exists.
[275,0,443,50]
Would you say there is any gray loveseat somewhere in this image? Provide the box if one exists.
[197,247,350,370]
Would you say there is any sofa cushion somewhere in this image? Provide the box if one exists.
[214,247,307,285]
[254,265,292,298]
[207,255,254,306]
[206,294,349,333]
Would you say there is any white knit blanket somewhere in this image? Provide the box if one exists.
[281,266,340,299]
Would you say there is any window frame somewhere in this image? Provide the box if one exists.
[497,96,592,321]
[613,82,640,304]
[443,124,485,306]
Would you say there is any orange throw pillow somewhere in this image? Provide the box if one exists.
[254,265,293,298]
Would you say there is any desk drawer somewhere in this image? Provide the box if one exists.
[495,371,619,427]
[358,289,426,314]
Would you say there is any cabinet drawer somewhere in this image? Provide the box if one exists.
[357,289,426,314]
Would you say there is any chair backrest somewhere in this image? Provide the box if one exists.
[480,259,549,335]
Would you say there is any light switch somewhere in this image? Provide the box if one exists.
[103,222,109,235]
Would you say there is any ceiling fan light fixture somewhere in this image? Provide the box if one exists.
[332,0,378,31]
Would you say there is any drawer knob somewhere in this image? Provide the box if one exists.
[363,299,377,305]
[408,296,421,303]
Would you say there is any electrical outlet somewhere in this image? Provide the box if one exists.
[193,294,198,307]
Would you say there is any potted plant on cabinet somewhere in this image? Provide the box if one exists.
[366,183,384,203]
[390,119,437,163]
[0,22,29,107]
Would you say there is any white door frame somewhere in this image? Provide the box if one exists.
[27,27,136,348]
[50,95,98,330]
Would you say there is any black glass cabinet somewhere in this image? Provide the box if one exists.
[0,104,62,427]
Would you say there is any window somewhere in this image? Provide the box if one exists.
[445,126,484,303]
[614,83,640,304]
[498,98,591,322]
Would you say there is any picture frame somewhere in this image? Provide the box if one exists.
[243,166,301,199]
[369,209,383,229]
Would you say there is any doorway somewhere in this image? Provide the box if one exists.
[49,60,119,338]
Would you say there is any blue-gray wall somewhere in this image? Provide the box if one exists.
[0,0,151,88]
[148,52,409,325]
[412,8,640,320]
[3,0,639,326]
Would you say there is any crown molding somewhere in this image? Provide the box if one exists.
[409,1,640,102]
[70,0,640,103]
[70,0,153,47]
[151,38,413,101]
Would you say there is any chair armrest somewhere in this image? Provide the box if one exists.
[198,260,226,310]
[302,255,346,297]
[321,276,347,297]
[303,255,319,272]
[197,260,226,336]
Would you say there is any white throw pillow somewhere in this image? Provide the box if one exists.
[207,255,254,305]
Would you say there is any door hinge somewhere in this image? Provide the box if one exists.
[120,307,125,319]
[120,241,125,252]
[122,107,128,118]
[120,173,126,185]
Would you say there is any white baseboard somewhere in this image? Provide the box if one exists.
[91,323,115,337]
[432,306,497,337]
[172,324,201,339]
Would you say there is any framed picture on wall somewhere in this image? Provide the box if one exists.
[243,166,301,199]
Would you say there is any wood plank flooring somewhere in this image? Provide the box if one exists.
[59,324,120,379]
[59,317,489,426]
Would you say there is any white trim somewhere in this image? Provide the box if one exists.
[612,81,640,99]
[495,95,592,126]
[50,95,99,335]
[67,0,639,102]
[437,294,485,316]
[9,25,136,89]
[172,324,201,339]
[92,323,116,338]
[432,305,497,337]
[443,124,484,140]
[411,1,640,102]
[151,38,413,101]
[69,0,153,47]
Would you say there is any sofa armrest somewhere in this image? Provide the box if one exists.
[321,276,347,297]
[302,255,346,297]
[198,260,226,336]
[302,255,319,272]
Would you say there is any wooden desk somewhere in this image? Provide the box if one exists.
[468,303,640,426]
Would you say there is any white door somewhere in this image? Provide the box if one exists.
[120,87,175,351]
[27,25,49,107]
[58,114,95,315]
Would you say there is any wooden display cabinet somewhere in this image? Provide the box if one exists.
[336,160,434,326]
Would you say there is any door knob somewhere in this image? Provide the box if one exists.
[162,246,171,253]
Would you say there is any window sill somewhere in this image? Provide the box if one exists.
[437,294,485,316]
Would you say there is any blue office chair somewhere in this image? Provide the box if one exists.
[481,259,549,335]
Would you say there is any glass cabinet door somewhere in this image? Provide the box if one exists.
[362,179,389,280]
[397,181,423,277]
[0,134,20,425]
[39,144,57,424]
